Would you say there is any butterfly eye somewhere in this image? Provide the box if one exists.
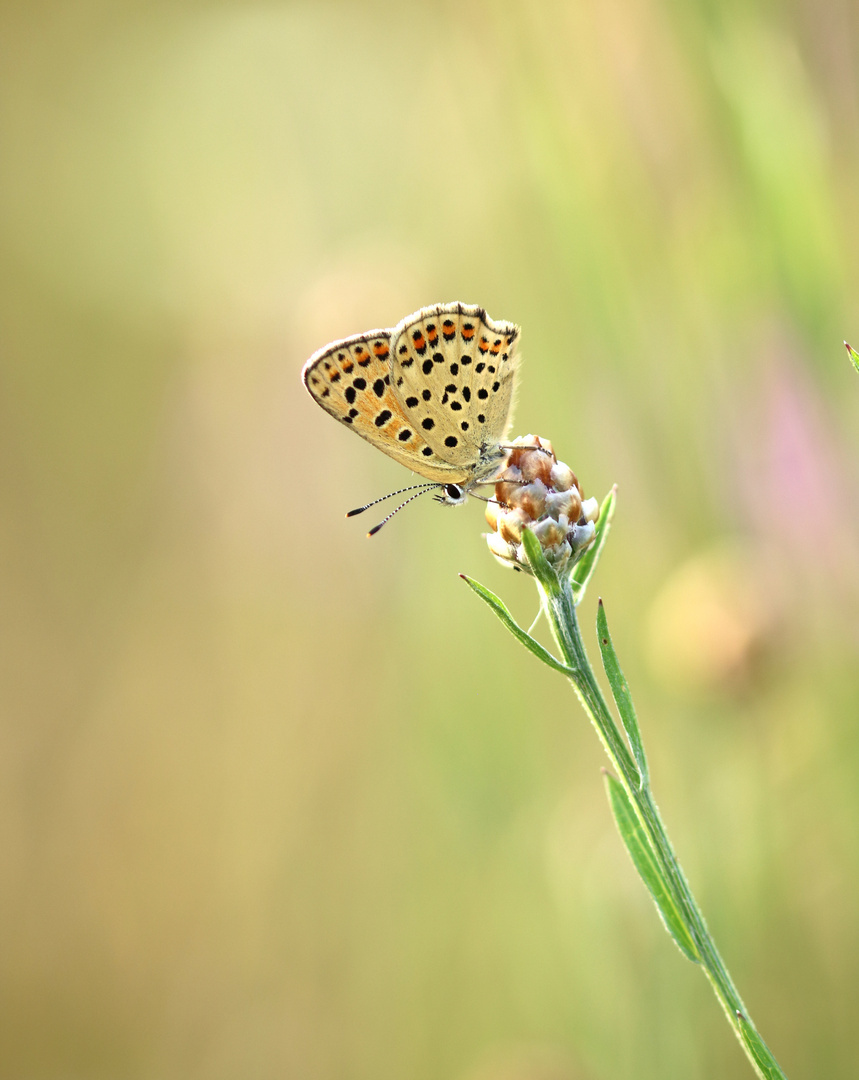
[446,484,463,500]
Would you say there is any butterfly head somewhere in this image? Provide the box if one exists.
[435,482,468,507]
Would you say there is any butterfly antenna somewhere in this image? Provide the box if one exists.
[367,486,440,537]
[346,483,438,518]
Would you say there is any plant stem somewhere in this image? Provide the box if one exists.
[543,580,787,1080]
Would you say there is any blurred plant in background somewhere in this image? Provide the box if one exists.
[2,1,859,1078]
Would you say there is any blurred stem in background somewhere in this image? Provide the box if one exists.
[464,447,789,1079]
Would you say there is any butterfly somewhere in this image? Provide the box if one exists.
[302,302,521,533]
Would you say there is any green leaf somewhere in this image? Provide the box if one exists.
[571,487,616,605]
[521,525,561,597]
[603,772,699,963]
[846,341,859,375]
[460,575,573,676]
[736,1011,788,1080]
[597,600,648,788]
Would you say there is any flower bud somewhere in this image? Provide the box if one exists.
[486,531,516,563]
[484,435,599,575]
[581,496,600,523]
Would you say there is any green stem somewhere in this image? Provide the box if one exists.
[543,580,787,1080]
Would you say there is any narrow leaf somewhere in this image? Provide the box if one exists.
[603,772,699,962]
[736,1012,788,1080]
[597,600,648,788]
[846,341,859,375]
[460,575,572,676]
[571,487,616,605]
[521,526,561,597]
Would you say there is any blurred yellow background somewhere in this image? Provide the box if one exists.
[3,1,859,1077]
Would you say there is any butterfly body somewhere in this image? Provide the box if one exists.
[302,302,521,503]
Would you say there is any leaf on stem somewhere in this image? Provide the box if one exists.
[597,600,648,788]
[603,771,699,962]
[521,525,562,597]
[459,575,573,676]
[846,341,859,375]
[571,487,616,605]
[736,1012,788,1080]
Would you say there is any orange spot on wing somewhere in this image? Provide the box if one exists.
[461,326,475,340]
[427,325,438,344]
[373,341,390,357]
[478,337,489,353]
[490,339,502,354]
[342,358,354,372]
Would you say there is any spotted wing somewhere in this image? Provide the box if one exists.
[389,303,520,466]
[302,328,470,483]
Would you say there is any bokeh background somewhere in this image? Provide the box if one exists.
[3,1,859,1077]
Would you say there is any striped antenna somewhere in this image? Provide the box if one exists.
[346,482,438,518]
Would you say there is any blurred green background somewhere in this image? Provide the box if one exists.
[3,1,859,1077]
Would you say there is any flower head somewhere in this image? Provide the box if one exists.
[484,435,599,575]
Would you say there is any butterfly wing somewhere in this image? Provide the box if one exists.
[389,303,520,467]
[302,329,470,483]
